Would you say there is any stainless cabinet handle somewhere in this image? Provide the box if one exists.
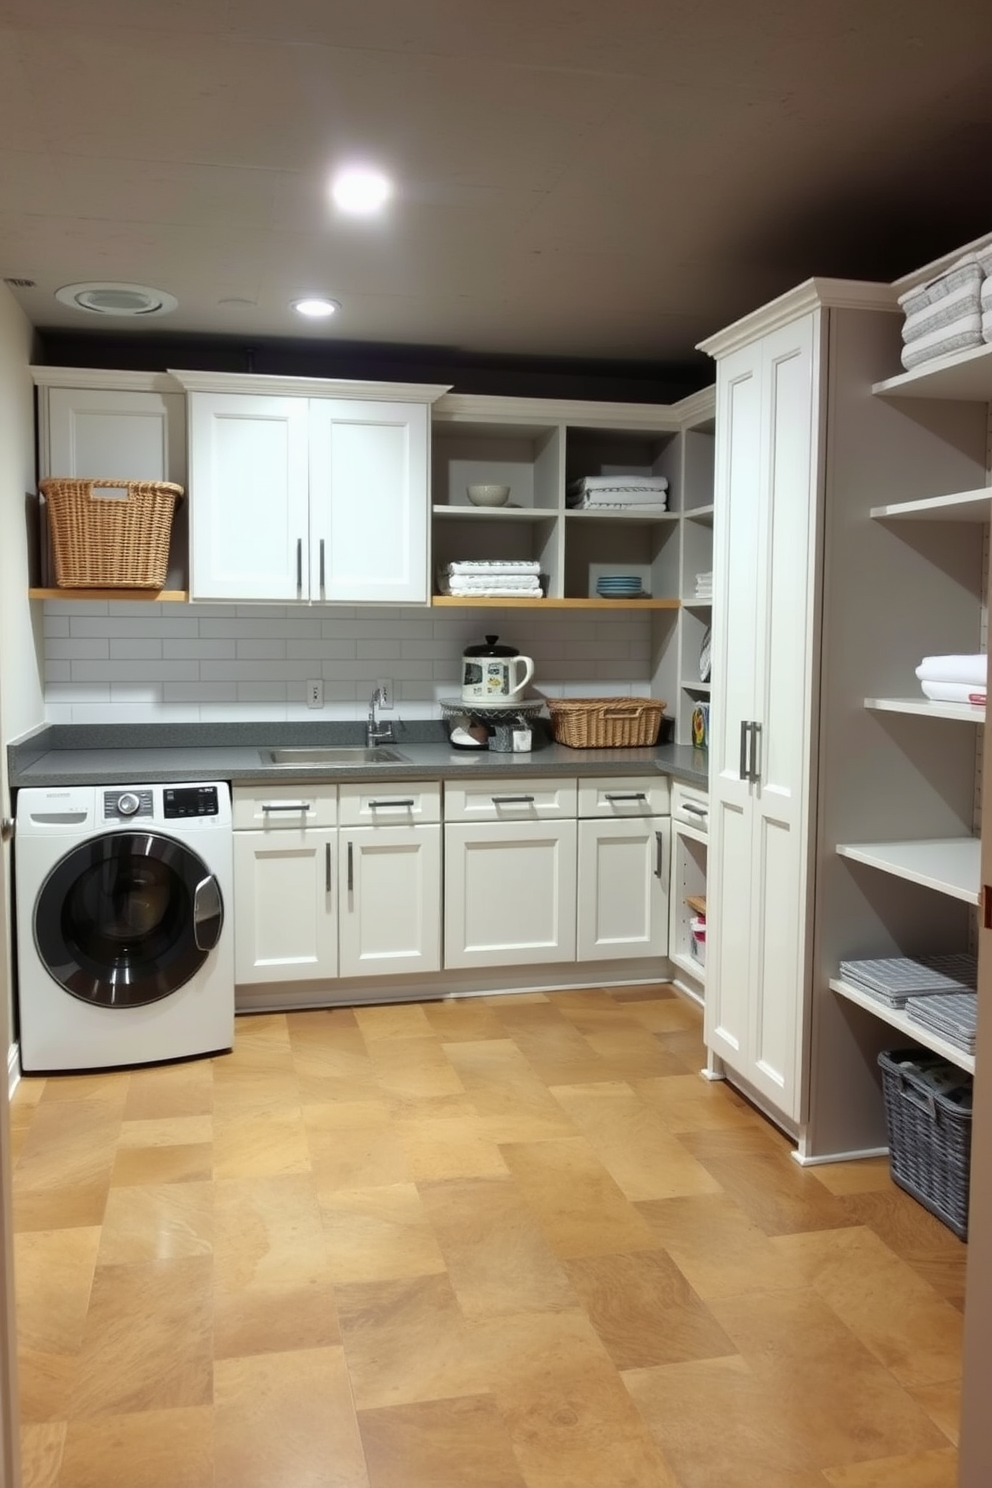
[750,722,762,784]
[654,830,664,879]
[739,720,749,781]
[368,798,415,809]
[605,792,647,803]
[261,800,311,813]
[491,794,536,805]
[319,538,326,592]
[296,537,303,592]
[325,841,332,894]
[347,841,354,892]
[681,802,707,817]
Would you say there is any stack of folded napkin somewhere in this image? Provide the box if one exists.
[898,243,992,371]
[695,571,713,600]
[439,561,543,598]
[566,475,668,511]
[915,653,987,706]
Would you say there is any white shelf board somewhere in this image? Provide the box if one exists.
[830,977,975,1074]
[870,488,992,523]
[683,504,714,524]
[872,342,992,401]
[670,949,706,988]
[866,696,986,722]
[433,506,556,520]
[681,680,712,693]
[836,837,980,904]
[682,598,713,609]
[564,509,678,524]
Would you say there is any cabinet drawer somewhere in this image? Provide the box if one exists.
[443,777,577,822]
[577,776,669,818]
[671,781,709,835]
[232,783,338,829]
[338,780,441,825]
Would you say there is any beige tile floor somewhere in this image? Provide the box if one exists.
[9,985,966,1487]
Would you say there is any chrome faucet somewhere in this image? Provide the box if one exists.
[366,685,395,747]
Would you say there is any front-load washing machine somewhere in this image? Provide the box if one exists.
[15,781,234,1073]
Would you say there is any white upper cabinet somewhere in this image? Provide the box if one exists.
[188,392,311,602]
[176,372,448,604]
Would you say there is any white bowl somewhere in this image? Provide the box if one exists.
[467,484,511,507]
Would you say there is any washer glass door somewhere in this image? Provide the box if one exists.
[34,832,224,1008]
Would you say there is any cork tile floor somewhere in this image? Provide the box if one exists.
[9,984,966,1488]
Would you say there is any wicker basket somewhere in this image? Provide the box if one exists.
[546,696,665,749]
[878,1047,973,1239]
[40,477,184,589]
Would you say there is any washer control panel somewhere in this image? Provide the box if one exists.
[163,785,220,819]
[103,788,153,820]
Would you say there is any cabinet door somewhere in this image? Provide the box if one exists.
[309,399,429,603]
[339,824,441,977]
[576,817,669,961]
[233,828,336,983]
[444,820,577,968]
[705,314,818,1120]
[46,387,187,485]
[189,392,310,601]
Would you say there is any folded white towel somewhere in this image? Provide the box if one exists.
[982,277,992,310]
[446,560,541,575]
[902,280,985,342]
[983,307,992,345]
[444,584,543,599]
[447,577,542,592]
[916,654,987,686]
[571,496,668,511]
[901,314,983,369]
[920,680,987,705]
[571,475,669,493]
[898,254,983,316]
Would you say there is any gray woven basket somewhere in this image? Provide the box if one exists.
[878,1048,972,1240]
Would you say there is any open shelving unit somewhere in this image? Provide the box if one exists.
[829,975,975,1073]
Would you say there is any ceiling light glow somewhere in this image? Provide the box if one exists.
[331,167,392,216]
[291,297,340,319]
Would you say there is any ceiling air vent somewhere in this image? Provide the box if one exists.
[4,277,36,288]
[54,282,178,317]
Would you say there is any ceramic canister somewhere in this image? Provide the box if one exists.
[460,635,535,704]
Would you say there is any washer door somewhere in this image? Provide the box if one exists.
[34,831,224,1008]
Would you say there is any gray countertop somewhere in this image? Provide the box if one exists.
[8,723,709,790]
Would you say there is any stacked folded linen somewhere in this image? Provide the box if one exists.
[567,475,668,511]
[904,991,978,1055]
[695,571,713,600]
[440,560,543,598]
[838,953,976,1009]
[898,254,984,370]
[915,653,987,705]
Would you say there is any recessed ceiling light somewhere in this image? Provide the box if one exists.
[291,297,340,319]
[55,281,178,317]
[331,167,392,216]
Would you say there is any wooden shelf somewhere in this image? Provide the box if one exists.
[866,696,986,722]
[872,342,992,401]
[870,488,992,523]
[685,893,707,916]
[29,587,189,602]
[830,977,975,1074]
[433,506,556,520]
[431,596,680,609]
[836,837,980,904]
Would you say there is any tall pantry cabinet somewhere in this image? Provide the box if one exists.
[699,279,989,1154]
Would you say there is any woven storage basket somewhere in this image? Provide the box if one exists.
[878,1047,973,1239]
[547,696,665,749]
[40,477,184,589]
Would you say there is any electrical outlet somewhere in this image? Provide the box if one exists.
[306,678,323,709]
[376,677,393,709]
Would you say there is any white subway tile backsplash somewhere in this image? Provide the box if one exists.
[42,602,655,725]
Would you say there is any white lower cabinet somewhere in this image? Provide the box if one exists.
[575,777,671,961]
[339,824,441,977]
[443,818,578,969]
[232,787,338,984]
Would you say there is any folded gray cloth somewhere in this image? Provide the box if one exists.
[901,315,983,369]
[902,282,985,343]
[898,255,983,316]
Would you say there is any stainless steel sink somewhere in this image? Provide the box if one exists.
[263,746,408,767]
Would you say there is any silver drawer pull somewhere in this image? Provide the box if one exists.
[325,841,332,894]
[491,794,536,805]
[368,798,415,809]
[296,537,303,592]
[655,830,664,879]
[261,801,311,813]
[347,840,354,892]
[605,792,647,803]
